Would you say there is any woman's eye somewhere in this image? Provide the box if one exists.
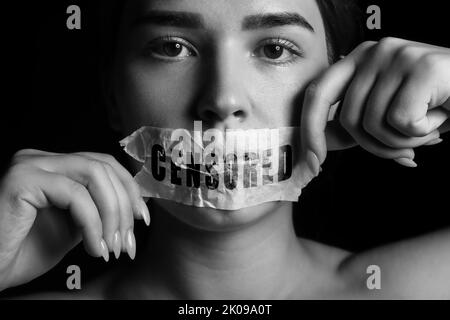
[262,44,286,59]
[253,40,303,65]
[161,42,185,57]
[145,38,197,59]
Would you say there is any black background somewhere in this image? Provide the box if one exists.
[1,0,449,297]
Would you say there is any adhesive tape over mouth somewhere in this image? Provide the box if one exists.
[120,124,311,210]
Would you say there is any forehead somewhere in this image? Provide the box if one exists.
[123,0,325,34]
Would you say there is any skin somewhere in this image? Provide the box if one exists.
[1,0,450,299]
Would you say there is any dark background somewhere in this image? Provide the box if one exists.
[1,0,449,297]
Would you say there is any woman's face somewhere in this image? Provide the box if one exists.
[113,0,329,231]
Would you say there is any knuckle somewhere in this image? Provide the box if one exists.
[387,112,428,137]
[3,164,33,193]
[394,46,420,68]
[67,179,88,198]
[2,168,37,212]
[7,163,29,179]
[373,39,393,57]
[87,159,107,176]
[379,37,400,49]
[102,161,115,174]
[11,149,35,164]
[6,185,33,213]
[387,109,409,129]
[418,53,442,72]
[102,154,118,165]
[374,38,395,57]
[387,111,428,137]
[85,153,118,167]
[13,149,36,157]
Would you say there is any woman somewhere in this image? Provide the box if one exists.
[0,0,449,299]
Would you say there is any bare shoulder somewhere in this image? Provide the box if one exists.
[337,229,450,299]
[292,237,354,298]
[300,238,352,269]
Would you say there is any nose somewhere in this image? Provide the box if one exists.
[196,45,252,127]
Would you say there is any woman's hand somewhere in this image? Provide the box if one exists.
[0,149,150,291]
[300,37,450,173]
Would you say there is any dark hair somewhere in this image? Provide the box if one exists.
[98,0,127,110]
[315,0,365,63]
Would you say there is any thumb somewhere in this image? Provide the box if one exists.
[300,57,358,168]
[300,42,377,173]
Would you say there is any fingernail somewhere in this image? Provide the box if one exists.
[100,239,109,262]
[394,158,418,168]
[424,138,443,146]
[140,200,150,227]
[113,231,121,259]
[126,229,136,260]
[306,150,321,177]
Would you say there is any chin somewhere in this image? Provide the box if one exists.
[152,198,286,232]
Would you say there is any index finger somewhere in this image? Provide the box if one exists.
[300,43,373,165]
[75,152,150,224]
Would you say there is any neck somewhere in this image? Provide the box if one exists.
[131,202,308,299]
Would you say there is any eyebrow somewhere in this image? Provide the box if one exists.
[242,12,315,32]
[132,11,315,33]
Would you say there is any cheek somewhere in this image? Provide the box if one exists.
[115,53,329,130]
[252,60,328,127]
[116,61,200,130]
